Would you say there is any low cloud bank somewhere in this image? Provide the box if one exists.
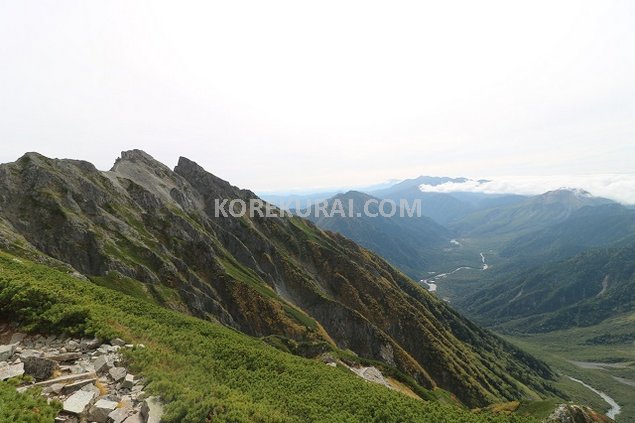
[419,174,635,205]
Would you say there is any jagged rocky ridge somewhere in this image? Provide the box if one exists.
[0,150,559,407]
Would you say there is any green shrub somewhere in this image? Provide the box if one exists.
[0,251,538,423]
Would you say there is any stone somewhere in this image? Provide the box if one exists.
[23,356,58,380]
[27,371,97,388]
[9,333,26,344]
[122,413,144,423]
[111,338,126,347]
[141,396,164,423]
[109,366,127,382]
[0,343,17,361]
[66,340,80,352]
[46,352,82,362]
[109,404,133,423]
[81,383,101,397]
[0,362,24,381]
[88,399,119,423]
[121,373,135,389]
[43,383,64,395]
[93,355,113,374]
[81,338,101,350]
[61,377,98,394]
[63,390,96,414]
[19,349,42,359]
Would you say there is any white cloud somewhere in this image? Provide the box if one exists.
[419,174,635,205]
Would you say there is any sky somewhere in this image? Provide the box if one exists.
[1,0,634,199]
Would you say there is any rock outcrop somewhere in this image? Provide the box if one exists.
[0,323,161,423]
[546,404,614,423]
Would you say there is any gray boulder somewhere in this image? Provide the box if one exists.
[23,356,58,380]
[63,390,96,414]
[9,333,26,344]
[141,396,164,423]
[0,343,17,361]
[122,413,144,423]
[109,366,127,382]
[109,403,133,423]
[0,362,24,381]
[111,338,126,347]
[93,355,113,374]
[88,399,119,423]
[121,373,135,389]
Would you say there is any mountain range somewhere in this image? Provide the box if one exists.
[0,151,561,411]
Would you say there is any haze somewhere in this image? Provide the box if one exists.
[1,1,634,198]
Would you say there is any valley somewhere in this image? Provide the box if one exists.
[301,181,635,422]
[0,154,631,422]
[0,152,587,423]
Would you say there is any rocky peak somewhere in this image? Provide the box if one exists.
[109,150,202,211]
[175,157,258,206]
[112,149,165,170]
[110,149,174,177]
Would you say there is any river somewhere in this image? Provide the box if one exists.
[566,376,621,420]
[420,252,489,292]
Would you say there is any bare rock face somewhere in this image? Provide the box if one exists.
[547,404,614,423]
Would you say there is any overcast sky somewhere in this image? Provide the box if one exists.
[1,1,634,198]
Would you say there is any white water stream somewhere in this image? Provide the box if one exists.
[567,376,621,420]
[420,251,489,293]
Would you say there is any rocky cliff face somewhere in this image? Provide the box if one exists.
[0,150,559,407]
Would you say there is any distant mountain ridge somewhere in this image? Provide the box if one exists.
[451,189,615,237]
[305,190,452,278]
[500,203,635,264]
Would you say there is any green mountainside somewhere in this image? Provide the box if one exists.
[451,189,614,238]
[305,190,452,278]
[0,251,545,423]
[500,204,635,265]
[459,245,635,334]
[0,151,560,411]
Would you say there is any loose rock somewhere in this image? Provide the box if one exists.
[63,390,96,414]
[0,362,24,381]
[0,343,17,361]
[110,366,127,382]
[142,396,164,423]
[24,356,59,380]
[88,399,119,423]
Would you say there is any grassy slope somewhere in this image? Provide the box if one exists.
[0,251,539,423]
